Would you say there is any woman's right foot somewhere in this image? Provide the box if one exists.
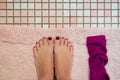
[33,37,54,80]
[54,37,74,80]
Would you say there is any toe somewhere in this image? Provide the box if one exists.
[64,39,68,46]
[67,41,71,47]
[48,37,53,46]
[33,46,37,53]
[33,46,37,57]
[36,42,40,50]
[70,45,74,51]
[55,36,60,46]
[60,37,65,45]
[39,39,43,46]
[70,45,74,56]
[43,37,49,46]
[67,41,71,50]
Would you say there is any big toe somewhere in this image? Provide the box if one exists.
[55,36,60,46]
[48,37,53,46]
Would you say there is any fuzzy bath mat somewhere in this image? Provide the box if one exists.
[0,27,120,80]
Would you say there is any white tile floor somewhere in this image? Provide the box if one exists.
[0,0,119,28]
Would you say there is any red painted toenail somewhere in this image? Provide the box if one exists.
[48,37,52,40]
[56,36,60,40]
[62,37,64,39]
[65,39,68,40]
[36,42,39,44]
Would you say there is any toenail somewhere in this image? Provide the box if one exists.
[65,39,68,40]
[62,37,64,39]
[39,40,41,42]
[48,37,52,40]
[36,42,39,44]
[56,36,60,40]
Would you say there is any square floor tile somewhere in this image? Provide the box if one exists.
[7,17,13,23]
[21,17,27,23]
[36,17,41,23]
[0,17,6,23]
[7,3,13,9]
[21,3,27,9]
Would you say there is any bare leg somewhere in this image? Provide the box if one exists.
[54,37,73,80]
[33,37,54,80]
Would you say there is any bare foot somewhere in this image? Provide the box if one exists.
[54,37,73,80]
[33,37,54,80]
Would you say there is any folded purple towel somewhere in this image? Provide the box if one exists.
[86,35,110,80]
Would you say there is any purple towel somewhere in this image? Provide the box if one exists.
[86,35,110,80]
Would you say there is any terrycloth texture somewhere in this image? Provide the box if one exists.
[87,35,110,80]
[0,27,120,80]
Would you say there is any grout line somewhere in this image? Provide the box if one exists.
[76,0,78,27]
[34,0,36,27]
[118,0,119,28]
[83,0,84,28]
[20,0,21,26]
[41,0,43,28]
[62,0,64,28]
[27,0,28,26]
[70,0,71,27]
[55,0,57,28]
[111,0,112,28]
[0,23,115,25]
[90,0,91,28]
[62,0,65,28]
[97,0,98,28]
[5,8,120,10]
[3,16,118,18]
[13,0,14,26]
[104,0,105,27]
[76,0,77,27]
[48,0,50,28]
[6,1,7,24]
[4,2,118,3]
[75,1,78,27]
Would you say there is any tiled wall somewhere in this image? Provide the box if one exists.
[0,0,120,28]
